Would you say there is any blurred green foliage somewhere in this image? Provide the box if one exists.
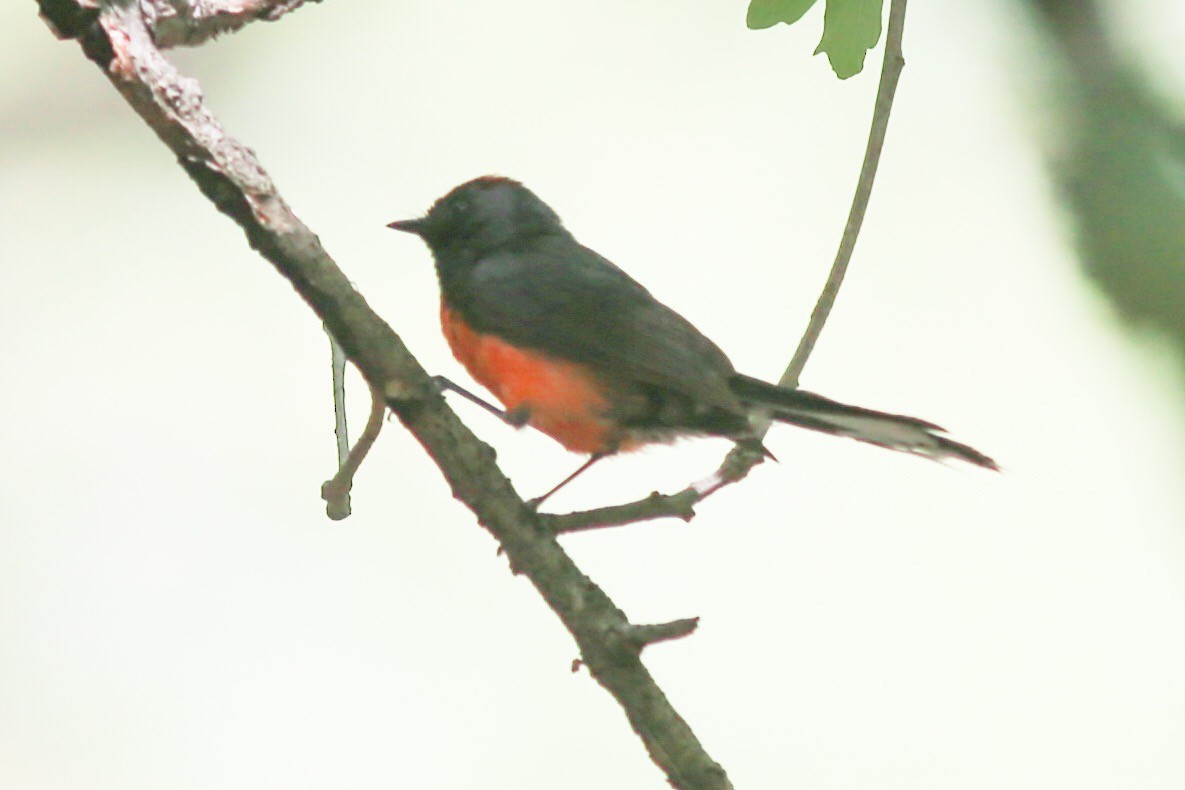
[1028,0,1185,366]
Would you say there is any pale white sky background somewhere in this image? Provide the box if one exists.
[2,1,1185,788]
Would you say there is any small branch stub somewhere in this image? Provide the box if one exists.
[626,618,702,650]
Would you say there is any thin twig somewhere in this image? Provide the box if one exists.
[779,0,908,390]
[322,330,352,518]
[548,0,910,534]
[322,381,385,521]
[543,490,699,534]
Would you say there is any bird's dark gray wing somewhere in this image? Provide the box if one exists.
[452,233,740,410]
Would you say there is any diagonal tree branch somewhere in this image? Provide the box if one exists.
[37,1,730,787]
[547,0,910,534]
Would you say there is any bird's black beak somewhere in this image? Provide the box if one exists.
[386,217,428,235]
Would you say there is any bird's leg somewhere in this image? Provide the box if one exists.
[528,453,607,509]
[433,375,604,506]
[433,375,529,427]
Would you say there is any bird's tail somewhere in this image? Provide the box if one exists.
[730,374,998,470]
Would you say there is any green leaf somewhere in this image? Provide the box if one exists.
[814,0,885,79]
[746,0,820,31]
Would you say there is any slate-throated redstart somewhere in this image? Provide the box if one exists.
[389,176,996,496]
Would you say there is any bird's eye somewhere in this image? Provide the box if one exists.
[451,197,471,214]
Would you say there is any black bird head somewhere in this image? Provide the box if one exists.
[388,176,565,259]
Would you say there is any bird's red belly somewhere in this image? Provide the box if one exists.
[441,305,631,454]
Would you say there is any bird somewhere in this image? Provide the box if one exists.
[388,176,996,499]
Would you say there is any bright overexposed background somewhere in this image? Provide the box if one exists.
[3,2,1184,788]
